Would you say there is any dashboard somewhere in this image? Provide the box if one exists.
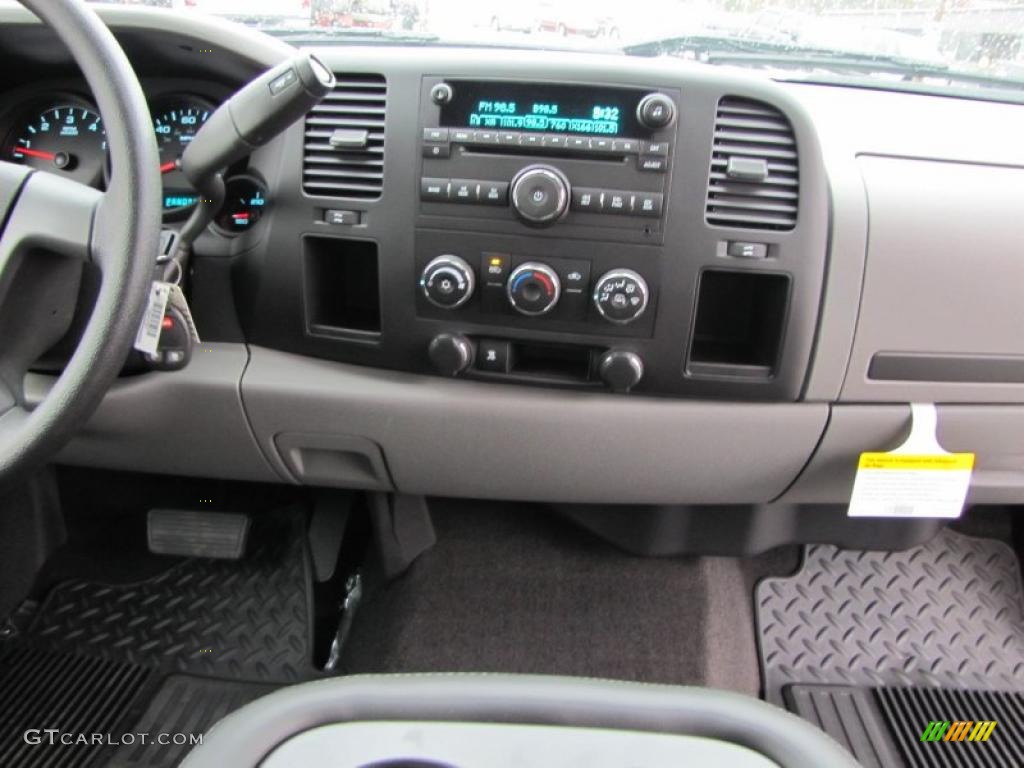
[6,6,1024,523]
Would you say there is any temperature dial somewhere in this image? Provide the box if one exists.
[593,269,649,324]
[421,254,475,309]
[507,262,561,316]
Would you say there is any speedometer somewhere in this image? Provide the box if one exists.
[4,103,106,187]
[152,97,214,216]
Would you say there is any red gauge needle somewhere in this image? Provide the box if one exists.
[232,213,250,220]
[15,147,56,160]
[159,161,177,174]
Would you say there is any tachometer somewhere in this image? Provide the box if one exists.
[4,104,106,187]
[152,97,214,215]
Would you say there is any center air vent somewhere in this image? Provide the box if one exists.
[303,74,386,199]
[705,96,798,231]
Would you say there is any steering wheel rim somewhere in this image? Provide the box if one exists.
[0,0,161,485]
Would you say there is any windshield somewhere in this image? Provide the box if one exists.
[96,0,1024,98]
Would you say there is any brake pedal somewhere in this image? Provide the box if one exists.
[147,509,250,560]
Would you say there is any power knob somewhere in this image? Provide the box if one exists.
[430,82,454,105]
[598,350,644,393]
[510,165,570,226]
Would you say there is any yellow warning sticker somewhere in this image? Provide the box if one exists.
[857,453,975,471]
[848,404,975,519]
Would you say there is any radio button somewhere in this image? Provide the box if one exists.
[452,128,473,143]
[612,138,639,153]
[571,187,602,212]
[479,181,509,206]
[543,134,567,149]
[606,192,629,213]
[499,132,520,145]
[567,136,589,150]
[473,130,499,144]
[638,155,670,173]
[423,127,449,142]
[451,179,478,202]
[520,133,543,148]
[641,140,670,156]
[590,137,613,152]
[420,177,450,201]
[631,192,664,217]
[423,143,451,158]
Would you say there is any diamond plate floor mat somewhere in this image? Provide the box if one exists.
[756,529,1024,704]
[22,509,315,684]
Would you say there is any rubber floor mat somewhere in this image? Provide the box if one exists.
[0,644,155,768]
[109,675,274,767]
[756,529,1024,704]
[24,509,314,684]
[787,684,1024,768]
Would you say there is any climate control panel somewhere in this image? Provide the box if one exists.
[415,236,656,338]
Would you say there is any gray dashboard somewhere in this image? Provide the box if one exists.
[9,7,1024,510]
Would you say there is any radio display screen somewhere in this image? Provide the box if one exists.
[440,82,646,137]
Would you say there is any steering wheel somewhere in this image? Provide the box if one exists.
[0,0,161,484]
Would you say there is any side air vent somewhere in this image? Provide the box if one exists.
[706,96,798,231]
[303,74,386,199]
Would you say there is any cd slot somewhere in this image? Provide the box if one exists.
[462,146,628,163]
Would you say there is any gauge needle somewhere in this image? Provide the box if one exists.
[15,147,56,160]
[159,161,177,174]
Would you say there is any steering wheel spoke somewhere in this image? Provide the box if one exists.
[0,161,102,302]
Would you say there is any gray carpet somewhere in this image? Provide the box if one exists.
[342,500,792,693]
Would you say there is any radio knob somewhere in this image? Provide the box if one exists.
[430,82,454,105]
[636,93,676,130]
[507,262,561,316]
[421,255,475,309]
[599,350,644,393]
[510,165,570,226]
[593,269,650,324]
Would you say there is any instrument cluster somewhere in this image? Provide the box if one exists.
[0,84,260,227]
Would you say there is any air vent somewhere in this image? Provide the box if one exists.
[303,74,386,199]
[706,96,798,231]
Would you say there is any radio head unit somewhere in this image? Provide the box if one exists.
[439,81,653,137]
[418,77,679,242]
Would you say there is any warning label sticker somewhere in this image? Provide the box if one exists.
[848,404,975,519]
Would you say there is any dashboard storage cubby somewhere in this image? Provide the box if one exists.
[304,236,382,338]
[687,270,789,379]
